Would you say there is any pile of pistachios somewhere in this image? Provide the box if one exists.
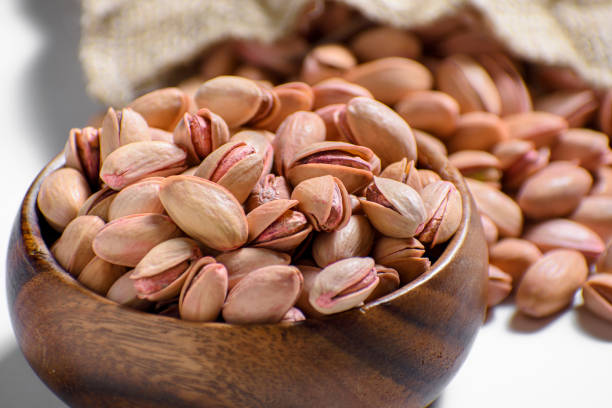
[39,2,612,324]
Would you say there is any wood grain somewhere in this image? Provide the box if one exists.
[6,141,487,408]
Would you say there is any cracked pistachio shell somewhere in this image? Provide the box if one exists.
[372,236,430,284]
[419,169,442,187]
[256,82,314,131]
[173,109,230,165]
[524,219,605,260]
[64,126,101,187]
[360,177,427,238]
[107,177,164,221]
[230,129,275,179]
[312,77,373,110]
[287,141,377,193]
[179,257,228,322]
[78,187,116,221]
[344,97,417,168]
[130,237,202,301]
[100,107,150,162]
[309,257,378,315]
[245,174,291,212]
[379,158,422,193]
[106,270,153,310]
[100,141,187,190]
[51,215,105,277]
[291,175,351,232]
[466,178,523,237]
[516,249,588,318]
[365,265,401,303]
[487,264,512,307]
[344,57,432,105]
[216,248,291,289]
[194,140,264,203]
[418,181,462,247]
[312,215,375,268]
[93,213,182,267]
[489,238,542,283]
[128,87,190,131]
[160,175,248,251]
[222,265,303,324]
[78,256,126,295]
[273,111,326,177]
[38,168,91,232]
[582,274,612,322]
[295,265,325,318]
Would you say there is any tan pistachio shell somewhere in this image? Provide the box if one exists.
[448,150,502,183]
[480,214,499,247]
[128,87,190,131]
[487,264,512,307]
[100,107,150,162]
[78,256,126,295]
[466,178,523,237]
[418,181,462,247]
[291,175,351,232]
[350,27,421,61]
[230,129,275,180]
[395,90,459,138]
[524,218,605,260]
[379,158,422,193]
[489,238,542,283]
[591,166,612,196]
[596,238,612,273]
[503,111,568,148]
[64,126,100,187]
[245,174,291,212]
[107,177,165,221]
[570,196,612,243]
[295,265,325,318]
[256,82,314,131]
[222,265,303,324]
[535,89,598,128]
[301,44,357,85]
[179,257,228,322]
[173,109,230,165]
[365,265,401,303]
[106,271,152,310]
[281,307,306,322]
[312,215,375,268]
[160,175,248,251]
[38,167,91,232]
[312,77,373,110]
[582,274,612,322]
[51,215,105,277]
[315,103,345,142]
[372,236,430,284]
[78,187,116,221]
[216,248,291,289]
[550,128,610,171]
[99,141,187,190]
[92,213,182,267]
[447,111,509,153]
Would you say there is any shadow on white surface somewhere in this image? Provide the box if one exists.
[574,305,612,341]
[0,344,67,408]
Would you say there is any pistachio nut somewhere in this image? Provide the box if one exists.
[281,307,306,322]
[492,139,550,190]
[447,111,509,153]
[106,177,164,221]
[360,176,427,238]
[256,82,314,131]
[128,87,191,131]
[300,44,357,85]
[480,214,499,247]
[99,141,187,190]
[372,236,430,284]
[448,150,502,183]
[245,174,292,212]
[534,65,589,92]
[291,175,351,232]
[309,257,378,315]
[194,140,264,203]
[160,175,248,251]
[435,54,501,115]
[286,141,378,193]
[315,103,345,142]
[591,166,612,196]
[379,158,422,193]
[523,218,605,260]
[344,57,433,105]
[413,130,448,164]
[78,256,126,295]
[516,249,588,318]
[230,129,275,180]
[418,169,442,188]
[130,237,203,301]
[570,196,612,242]
[312,215,375,268]
[92,213,182,267]
[38,167,91,232]
[550,128,610,171]
[395,90,460,138]
[517,161,592,219]
[179,257,228,322]
[78,187,117,221]
[466,178,523,237]
[194,75,279,128]
[582,274,612,322]
[173,108,230,165]
[100,107,150,162]
[106,271,152,310]
[216,247,291,289]
[418,181,462,247]
[487,264,513,307]
[312,77,372,110]
[246,199,312,252]
[489,238,542,283]
[535,89,599,128]
[503,111,568,148]
[273,111,326,177]
[342,96,417,167]
[64,126,100,187]
[350,27,421,61]
[294,264,325,318]
[222,265,303,324]
[596,238,612,273]
[364,265,401,303]
[51,215,105,277]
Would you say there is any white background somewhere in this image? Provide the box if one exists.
[0,1,611,406]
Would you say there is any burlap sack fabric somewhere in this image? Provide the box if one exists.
[80,0,612,106]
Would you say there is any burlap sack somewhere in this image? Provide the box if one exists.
[80,0,612,106]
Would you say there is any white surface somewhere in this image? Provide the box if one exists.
[1,1,611,407]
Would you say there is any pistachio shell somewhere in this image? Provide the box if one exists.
[38,167,91,232]
[247,199,300,243]
[93,213,182,267]
[379,158,422,192]
[489,238,542,283]
[371,236,430,284]
[350,27,421,61]
[503,111,568,148]
[480,214,499,246]
[447,112,509,152]
[160,175,248,251]
[78,187,116,221]
[582,274,612,322]
[418,181,462,247]
[448,150,502,182]
[100,107,150,162]
[78,256,126,295]
[173,109,230,165]
[222,265,303,324]
[550,128,609,170]
[281,307,306,322]
[466,178,523,237]
[365,265,401,303]
[128,87,190,131]
[51,215,105,277]
[487,264,512,307]
[570,196,612,242]
[273,111,326,176]
[312,78,373,110]
[131,238,201,279]
[312,215,375,268]
[596,238,612,273]
[295,265,325,318]
[245,174,291,212]
[535,89,598,128]
[216,248,291,288]
[524,218,605,260]
[106,271,152,310]
[179,258,228,322]
[107,177,164,221]
[256,82,314,131]
[291,175,351,232]
[301,44,356,85]
[395,90,459,138]
[64,126,101,187]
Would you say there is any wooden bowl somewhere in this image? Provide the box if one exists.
[7,139,488,408]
